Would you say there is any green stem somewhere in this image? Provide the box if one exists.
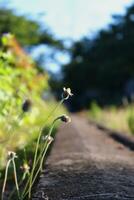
[8,177,24,200]
[28,121,56,199]
[21,178,29,199]
[26,99,64,199]
[37,143,50,176]
[40,123,55,171]
[23,148,27,163]
[22,143,50,199]
[12,159,21,200]
[1,159,12,200]
[22,120,57,199]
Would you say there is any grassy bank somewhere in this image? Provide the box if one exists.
[0,34,69,200]
[0,34,66,170]
[89,102,134,135]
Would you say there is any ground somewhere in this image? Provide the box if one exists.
[32,115,134,200]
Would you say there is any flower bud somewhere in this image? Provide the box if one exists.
[62,87,73,100]
[60,115,71,123]
[43,135,54,144]
[8,151,17,159]
[20,163,30,172]
[22,99,32,112]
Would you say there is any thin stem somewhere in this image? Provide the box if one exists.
[22,143,50,199]
[8,177,24,200]
[22,121,56,199]
[23,148,27,162]
[12,159,20,200]
[21,178,29,199]
[28,121,56,199]
[1,159,12,200]
[26,99,64,199]
[27,128,41,199]
[40,123,55,171]
[38,143,50,176]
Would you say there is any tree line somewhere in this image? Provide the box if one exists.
[1,5,134,110]
[61,4,134,110]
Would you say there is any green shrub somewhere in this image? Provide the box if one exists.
[128,111,134,134]
[89,101,102,120]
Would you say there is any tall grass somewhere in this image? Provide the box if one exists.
[89,101,134,135]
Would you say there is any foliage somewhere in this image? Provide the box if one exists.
[0,34,46,168]
[0,8,62,48]
[61,4,134,110]
[0,34,69,199]
[89,102,101,120]
[89,102,134,135]
[127,109,134,134]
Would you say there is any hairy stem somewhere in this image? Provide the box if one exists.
[12,159,21,199]
[1,159,12,200]
[26,99,64,199]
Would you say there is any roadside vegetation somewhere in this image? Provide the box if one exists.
[89,101,134,135]
[0,34,71,200]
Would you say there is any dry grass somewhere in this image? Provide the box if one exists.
[89,102,134,135]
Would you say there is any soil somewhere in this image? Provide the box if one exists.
[32,115,134,200]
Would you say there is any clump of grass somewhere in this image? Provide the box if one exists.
[128,114,134,134]
[89,102,134,135]
[127,105,134,134]
[89,101,102,121]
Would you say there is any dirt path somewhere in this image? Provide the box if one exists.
[32,115,134,200]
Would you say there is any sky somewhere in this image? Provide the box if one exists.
[5,0,134,40]
[1,0,134,72]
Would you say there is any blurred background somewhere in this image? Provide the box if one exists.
[1,0,134,105]
[1,0,134,170]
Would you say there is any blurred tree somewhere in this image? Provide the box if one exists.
[0,8,62,48]
[61,4,134,110]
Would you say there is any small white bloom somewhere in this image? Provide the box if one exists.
[8,151,17,159]
[62,87,73,100]
[43,135,54,143]
[20,163,30,172]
